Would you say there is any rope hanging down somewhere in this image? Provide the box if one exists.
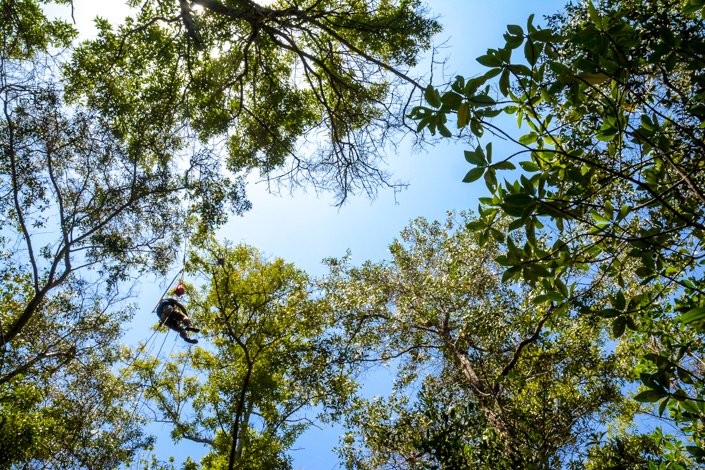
[153,222,200,344]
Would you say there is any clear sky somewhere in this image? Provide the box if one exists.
[48,1,566,468]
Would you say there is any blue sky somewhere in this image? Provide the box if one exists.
[205,2,568,468]
[50,0,566,468]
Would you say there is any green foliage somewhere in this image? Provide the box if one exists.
[64,0,440,204]
[0,0,77,59]
[0,379,43,468]
[582,434,668,470]
[323,213,634,468]
[131,241,356,468]
[0,258,153,466]
[412,0,705,462]
[0,0,439,466]
[0,1,243,465]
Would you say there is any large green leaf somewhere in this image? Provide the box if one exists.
[681,307,705,325]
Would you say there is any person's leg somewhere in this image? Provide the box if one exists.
[161,308,198,340]
[163,316,181,332]
[179,329,198,344]
[179,315,200,332]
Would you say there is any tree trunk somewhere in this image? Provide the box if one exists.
[228,363,253,470]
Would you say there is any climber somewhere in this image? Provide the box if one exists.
[156,297,200,344]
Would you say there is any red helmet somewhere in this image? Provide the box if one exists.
[173,282,186,296]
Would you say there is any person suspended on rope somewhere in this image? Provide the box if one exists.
[156,297,200,344]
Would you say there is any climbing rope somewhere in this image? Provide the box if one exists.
[116,229,196,432]
[71,260,194,457]
[116,269,185,382]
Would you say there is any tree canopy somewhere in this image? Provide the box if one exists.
[0,0,437,465]
[65,0,440,203]
[321,213,635,469]
[5,0,705,467]
[131,241,356,469]
[413,0,705,464]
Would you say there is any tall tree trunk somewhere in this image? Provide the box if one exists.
[236,401,253,457]
[228,363,253,470]
[446,339,516,459]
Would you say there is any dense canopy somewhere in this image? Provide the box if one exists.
[65,0,440,203]
[2,0,705,468]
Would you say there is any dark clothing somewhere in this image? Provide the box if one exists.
[157,298,187,323]
[156,298,199,344]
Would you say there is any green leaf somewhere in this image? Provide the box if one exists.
[457,102,470,128]
[526,13,536,32]
[480,68,502,81]
[634,390,666,403]
[493,161,516,170]
[686,446,705,459]
[673,388,688,401]
[507,217,525,231]
[504,33,524,49]
[612,316,626,338]
[438,123,452,137]
[641,114,655,131]
[484,169,497,191]
[587,1,601,24]
[519,132,538,145]
[591,211,610,224]
[451,75,466,93]
[462,167,485,183]
[425,84,441,108]
[595,128,618,142]
[466,220,485,231]
[658,397,669,416]
[578,72,609,85]
[501,194,535,217]
[477,54,502,67]
[490,228,505,242]
[617,204,631,221]
[441,91,463,109]
[499,69,510,95]
[529,265,552,278]
[470,94,496,107]
[464,146,486,166]
[680,399,699,415]
[470,119,484,137]
[614,290,626,310]
[532,294,550,304]
[507,64,532,76]
[530,29,555,42]
[625,315,638,331]
[681,307,705,325]
[598,308,622,318]
[507,24,524,36]
[524,40,540,66]
[501,265,521,282]
[635,266,653,278]
[519,161,540,172]
[544,290,564,302]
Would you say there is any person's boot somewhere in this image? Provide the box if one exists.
[180,330,198,344]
